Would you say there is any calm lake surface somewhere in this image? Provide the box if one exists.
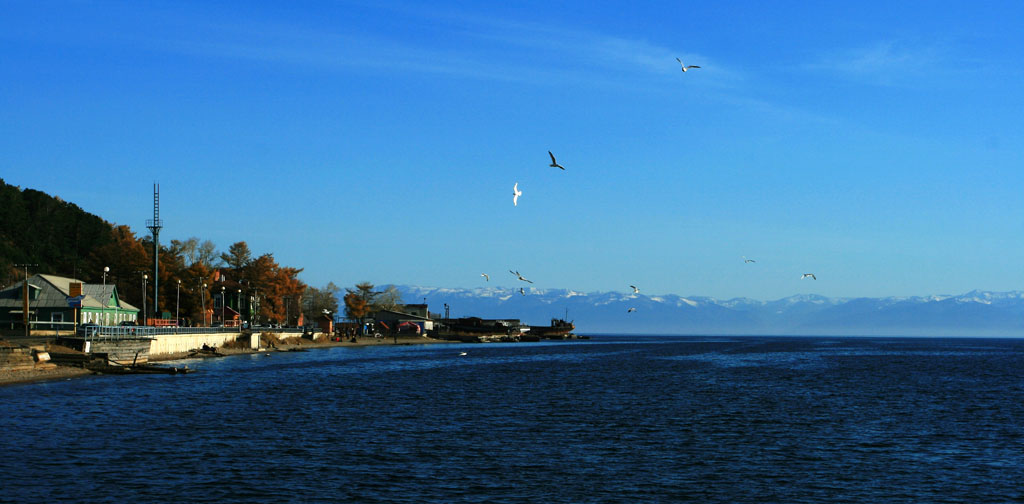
[3,335,1024,503]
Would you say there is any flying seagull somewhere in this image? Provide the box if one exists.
[513,182,522,206]
[801,273,817,280]
[459,351,468,356]
[627,307,637,313]
[510,270,534,283]
[548,151,565,170]
[481,273,489,281]
[743,256,756,263]
[676,58,701,72]
[519,287,526,296]
[630,285,639,294]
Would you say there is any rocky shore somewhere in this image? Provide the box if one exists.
[1,334,455,387]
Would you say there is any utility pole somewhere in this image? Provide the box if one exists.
[14,263,37,339]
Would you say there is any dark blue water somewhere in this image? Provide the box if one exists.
[3,336,1024,503]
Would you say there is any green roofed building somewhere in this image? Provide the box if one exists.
[0,273,139,331]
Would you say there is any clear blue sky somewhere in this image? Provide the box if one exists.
[3,0,1023,301]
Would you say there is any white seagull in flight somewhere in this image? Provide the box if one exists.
[801,273,817,280]
[548,151,565,170]
[676,58,701,72]
[481,273,489,281]
[627,307,637,313]
[519,287,526,296]
[743,256,756,263]
[510,270,534,283]
[513,182,522,206]
[630,285,639,294]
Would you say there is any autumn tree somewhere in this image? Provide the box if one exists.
[303,282,340,322]
[247,253,305,325]
[221,241,253,271]
[86,225,150,308]
[343,282,404,320]
[374,284,403,312]
[343,291,369,322]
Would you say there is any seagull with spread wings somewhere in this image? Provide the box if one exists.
[548,151,565,170]
[510,270,534,283]
[801,273,817,280]
[630,285,639,294]
[676,57,701,72]
[481,273,489,281]
[513,182,522,206]
[743,256,756,263]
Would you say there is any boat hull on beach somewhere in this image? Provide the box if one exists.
[524,319,575,339]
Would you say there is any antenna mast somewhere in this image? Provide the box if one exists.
[145,183,163,323]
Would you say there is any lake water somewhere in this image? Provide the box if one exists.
[3,335,1024,503]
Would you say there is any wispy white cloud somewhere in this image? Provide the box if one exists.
[804,40,944,86]
[115,3,745,91]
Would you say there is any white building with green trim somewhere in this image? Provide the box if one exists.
[0,273,139,331]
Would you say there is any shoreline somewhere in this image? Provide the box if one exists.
[1,335,456,387]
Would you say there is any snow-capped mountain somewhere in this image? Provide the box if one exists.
[397,286,1024,337]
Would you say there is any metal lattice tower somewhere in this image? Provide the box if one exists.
[145,183,163,322]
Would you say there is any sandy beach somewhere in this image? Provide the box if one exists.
[0,334,455,387]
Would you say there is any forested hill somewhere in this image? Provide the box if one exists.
[0,178,115,286]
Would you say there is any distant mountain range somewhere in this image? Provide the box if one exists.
[398,286,1024,337]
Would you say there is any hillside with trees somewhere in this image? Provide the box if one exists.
[0,179,309,326]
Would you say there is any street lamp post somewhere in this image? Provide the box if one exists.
[284,296,291,327]
[15,263,38,338]
[237,289,242,327]
[221,286,226,327]
[176,279,181,330]
[102,266,109,326]
[199,281,207,327]
[142,274,148,326]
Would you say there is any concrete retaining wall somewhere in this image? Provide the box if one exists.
[91,339,152,365]
[148,332,259,356]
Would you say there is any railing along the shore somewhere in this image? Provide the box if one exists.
[79,325,244,341]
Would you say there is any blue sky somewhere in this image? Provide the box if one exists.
[3,0,1023,301]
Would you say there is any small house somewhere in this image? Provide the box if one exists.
[0,273,139,332]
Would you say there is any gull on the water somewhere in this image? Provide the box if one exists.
[630,285,639,294]
[510,270,534,283]
[743,256,756,263]
[548,151,565,170]
[801,273,817,280]
[513,182,522,206]
[459,352,468,356]
[481,273,489,281]
[676,57,701,72]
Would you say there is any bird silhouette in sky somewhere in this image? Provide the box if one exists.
[548,151,565,170]
[801,273,817,280]
[513,182,522,206]
[510,270,534,283]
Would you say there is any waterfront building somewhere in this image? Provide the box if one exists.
[370,304,434,334]
[0,273,139,332]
